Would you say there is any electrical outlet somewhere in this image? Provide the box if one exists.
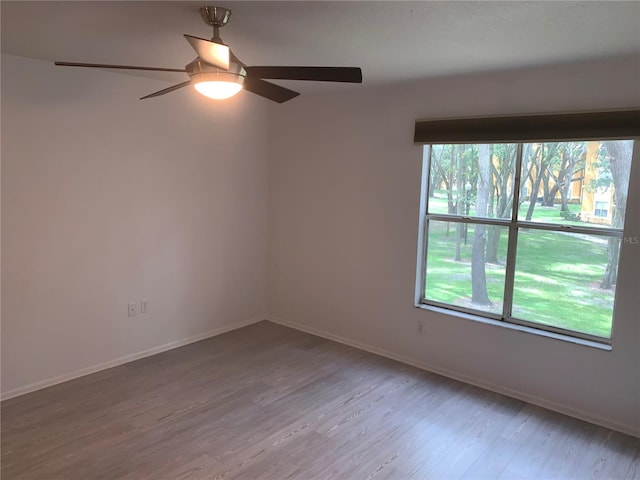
[417,319,425,335]
[128,302,138,317]
[141,300,150,314]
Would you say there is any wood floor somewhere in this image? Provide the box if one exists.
[2,321,639,480]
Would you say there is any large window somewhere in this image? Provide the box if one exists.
[414,111,639,344]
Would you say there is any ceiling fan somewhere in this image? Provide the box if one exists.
[55,6,363,103]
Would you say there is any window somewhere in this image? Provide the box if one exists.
[594,201,608,218]
[414,111,639,344]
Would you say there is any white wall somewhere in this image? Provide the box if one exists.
[1,54,268,396]
[3,51,639,436]
[267,55,640,435]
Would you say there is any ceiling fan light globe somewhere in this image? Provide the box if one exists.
[194,80,243,100]
[189,68,245,100]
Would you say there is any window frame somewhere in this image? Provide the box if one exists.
[594,201,609,218]
[413,110,640,346]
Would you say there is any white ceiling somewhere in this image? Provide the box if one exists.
[2,1,640,94]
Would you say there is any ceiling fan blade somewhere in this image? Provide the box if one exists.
[140,80,192,100]
[243,78,300,103]
[183,35,230,70]
[246,66,362,83]
[55,61,186,73]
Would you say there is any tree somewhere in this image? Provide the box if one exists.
[600,141,632,288]
[454,146,464,261]
[471,144,492,305]
[430,145,456,214]
[523,143,560,220]
[451,145,477,260]
[486,144,517,264]
[430,145,458,238]
[546,142,586,211]
[540,167,553,206]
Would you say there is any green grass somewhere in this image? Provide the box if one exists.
[427,190,587,225]
[511,231,613,337]
[424,223,508,316]
[424,193,616,338]
[517,202,583,225]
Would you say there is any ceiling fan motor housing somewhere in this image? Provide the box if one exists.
[185,58,246,86]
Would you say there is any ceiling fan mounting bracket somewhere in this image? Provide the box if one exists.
[199,6,231,28]
[199,6,231,43]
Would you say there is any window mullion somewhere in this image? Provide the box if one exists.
[425,214,510,226]
[513,221,623,237]
[501,143,523,320]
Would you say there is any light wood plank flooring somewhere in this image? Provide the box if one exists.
[2,321,639,479]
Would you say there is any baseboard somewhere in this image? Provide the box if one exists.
[267,315,639,439]
[1,316,265,402]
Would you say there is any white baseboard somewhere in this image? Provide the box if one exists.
[1,316,265,402]
[267,315,639,439]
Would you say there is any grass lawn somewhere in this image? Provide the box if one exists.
[518,202,583,225]
[424,193,616,338]
[424,222,508,316]
[512,230,614,337]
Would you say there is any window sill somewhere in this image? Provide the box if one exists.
[414,303,612,351]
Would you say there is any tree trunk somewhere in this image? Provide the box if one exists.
[442,148,455,237]
[541,170,554,206]
[546,182,559,208]
[601,238,620,289]
[600,141,632,288]
[520,144,534,209]
[454,223,463,261]
[486,227,500,264]
[525,144,558,220]
[559,174,571,212]
[486,184,499,264]
[486,145,516,264]
[454,147,463,261]
[525,167,543,221]
[471,144,491,305]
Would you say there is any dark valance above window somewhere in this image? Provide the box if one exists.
[414,109,640,144]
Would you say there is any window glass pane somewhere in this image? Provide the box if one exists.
[518,140,633,229]
[424,220,508,315]
[512,229,620,338]
[421,138,634,342]
[427,144,516,219]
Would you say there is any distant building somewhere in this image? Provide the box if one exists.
[578,142,614,226]
[523,141,614,226]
